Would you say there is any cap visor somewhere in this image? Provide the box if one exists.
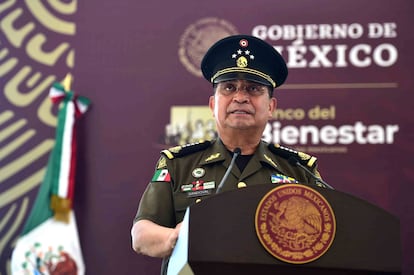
[213,72,272,87]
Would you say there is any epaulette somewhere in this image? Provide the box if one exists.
[161,140,212,160]
[268,143,317,169]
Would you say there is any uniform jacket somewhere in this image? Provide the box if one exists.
[134,139,322,227]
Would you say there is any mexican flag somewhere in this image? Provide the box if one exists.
[11,81,90,275]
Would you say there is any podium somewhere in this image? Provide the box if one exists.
[167,184,401,275]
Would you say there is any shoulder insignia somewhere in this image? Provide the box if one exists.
[268,143,317,168]
[161,140,211,160]
[156,156,167,169]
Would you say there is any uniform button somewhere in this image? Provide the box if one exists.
[195,198,202,203]
[238,182,247,188]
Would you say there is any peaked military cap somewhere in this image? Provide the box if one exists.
[201,35,288,88]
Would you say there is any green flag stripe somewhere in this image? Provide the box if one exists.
[21,151,55,235]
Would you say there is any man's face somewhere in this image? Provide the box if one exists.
[209,79,276,134]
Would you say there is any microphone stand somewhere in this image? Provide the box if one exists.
[216,148,241,194]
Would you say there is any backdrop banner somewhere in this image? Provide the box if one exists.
[1,1,413,274]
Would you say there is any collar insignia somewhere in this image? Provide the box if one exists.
[264,154,277,168]
[205,153,220,162]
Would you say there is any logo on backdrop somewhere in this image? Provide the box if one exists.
[160,105,400,155]
[178,17,238,77]
[255,184,336,264]
[252,22,398,70]
[173,19,401,154]
[179,18,400,86]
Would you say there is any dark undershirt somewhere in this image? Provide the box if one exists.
[228,150,253,172]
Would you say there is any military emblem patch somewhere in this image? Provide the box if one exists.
[255,184,336,264]
[271,174,298,184]
[151,169,171,182]
[192,168,205,178]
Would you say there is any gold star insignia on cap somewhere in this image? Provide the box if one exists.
[201,35,288,88]
[232,47,255,68]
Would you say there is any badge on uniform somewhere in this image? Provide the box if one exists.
[271,174,298,184]
[181,180,215,198]
[152,169,171,182]
[192,168,205,178]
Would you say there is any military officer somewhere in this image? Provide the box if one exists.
[131,34,324,274]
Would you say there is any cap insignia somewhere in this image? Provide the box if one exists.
[232,48,255,68]
[239,39,248,47]
[237,56,248,68]
[232,39,256,68]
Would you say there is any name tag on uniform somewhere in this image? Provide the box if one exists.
[181,180,215,197]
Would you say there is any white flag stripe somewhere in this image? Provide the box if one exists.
[159,170,167,178]
[58,101,75,198]
[77,100,88,114]
[156,169,169,181]
[49,86,65,97]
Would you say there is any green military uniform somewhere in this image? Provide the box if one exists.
[134,139,321,225]
[134,139,322,274]
[133,34,309,274]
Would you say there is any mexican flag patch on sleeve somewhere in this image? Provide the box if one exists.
[152,169,171,182]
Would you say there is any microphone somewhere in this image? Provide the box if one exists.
[216,147,241,194]
[288,157,334,190]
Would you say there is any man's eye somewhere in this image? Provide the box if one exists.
[224,84,236,91]
[247,85,265,95]
[246,86,258,92]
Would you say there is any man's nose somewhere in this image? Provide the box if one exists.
[233,88,250,102]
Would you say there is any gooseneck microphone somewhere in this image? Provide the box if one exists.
[216,148,242,194]
[288,157,335,190]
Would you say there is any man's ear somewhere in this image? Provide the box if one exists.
[209,95,215,116]
[269,97,277,118]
